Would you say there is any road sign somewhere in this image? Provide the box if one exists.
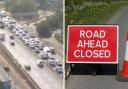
[67,25,119,64]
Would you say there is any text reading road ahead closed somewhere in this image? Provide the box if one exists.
[74,30,110,59]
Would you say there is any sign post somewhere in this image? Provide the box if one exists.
[67,25,119,64]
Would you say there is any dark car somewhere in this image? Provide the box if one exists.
[24,65,31,71]
[56,61,62,67]
[40,53,48,60]
[34,47,40,53]
[9,35,14,39]
[10,40,15,46]
[49,47,55,54]
[0,23,5,29]
[56,67,63,74]
[49,58,56,67]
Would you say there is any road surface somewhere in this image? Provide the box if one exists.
[0,46,31,89]
[66,6,128,89]
[1,28,63,89]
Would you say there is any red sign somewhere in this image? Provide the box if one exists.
[67,25,118,64]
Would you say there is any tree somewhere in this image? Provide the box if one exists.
[36,0,47,9]
[6,0,38,18]
[47,15,58,29]
[36,21,51,38]
[46,0,63,29]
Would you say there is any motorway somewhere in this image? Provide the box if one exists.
[66,6,128,89]
[0,46,31,89]
[0,28,63,89]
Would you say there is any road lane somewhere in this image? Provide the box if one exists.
[1,29,63,89]
[0,47,31,89]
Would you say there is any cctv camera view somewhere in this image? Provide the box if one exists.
[0,0,63,89]
[65,0,128,89]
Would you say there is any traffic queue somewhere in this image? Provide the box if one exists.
[0,10,63,76]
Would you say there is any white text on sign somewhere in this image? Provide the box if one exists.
[74,30,111,59]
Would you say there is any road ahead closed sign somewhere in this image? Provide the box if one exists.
[67,25,118,64]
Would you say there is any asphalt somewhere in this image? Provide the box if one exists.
[65,6,128,89]
[0,47,31,89]
[1,29,63,89]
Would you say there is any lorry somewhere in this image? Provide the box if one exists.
[0,32,5,41]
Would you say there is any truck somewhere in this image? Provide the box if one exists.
[0,32,5,41]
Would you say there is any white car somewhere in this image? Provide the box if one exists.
[34,37,40,43]
[24,39,30,45]
[37,60,44,67]
[43,46,51,53]
[0,10,7,17]
[15,31,20,36]
[29,38,35,42]
[29,42,35,49]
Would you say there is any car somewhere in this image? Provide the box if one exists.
[12,28,18,33]
[35,40,40,44]
[15,31,21,36]
[40,52,48,60]
[24,30,28,34]
[6,23,11,28]
[29,42,35,49]
[10,20,16,25]
[21,35,29,41]
[34,47,40,53]
[4,22,10,27]
[24,39,30,45]
[24,65,31,71]
[43,46,51,53]
[0,10,7,17]
[9,35,14,39]
[0,21,5,29]
[18,31,25,38]
[34,38,40,45]
[49,47,55,54]
[35,43,40,48]
[29,37,35,42]
[18,29,24,33]
[48,58,56,67]
[37,60,44,67]
[10,40,15,46]
[18,33,24,38]
[21,32,27,37]
[29,33,35,38]
[56,67,63,74]
[38,44,44,50]
[9,25,14,30]
[48,54,54,59]
[23,32,27,36]
[55,60,62,67]
[0,24,4,29]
